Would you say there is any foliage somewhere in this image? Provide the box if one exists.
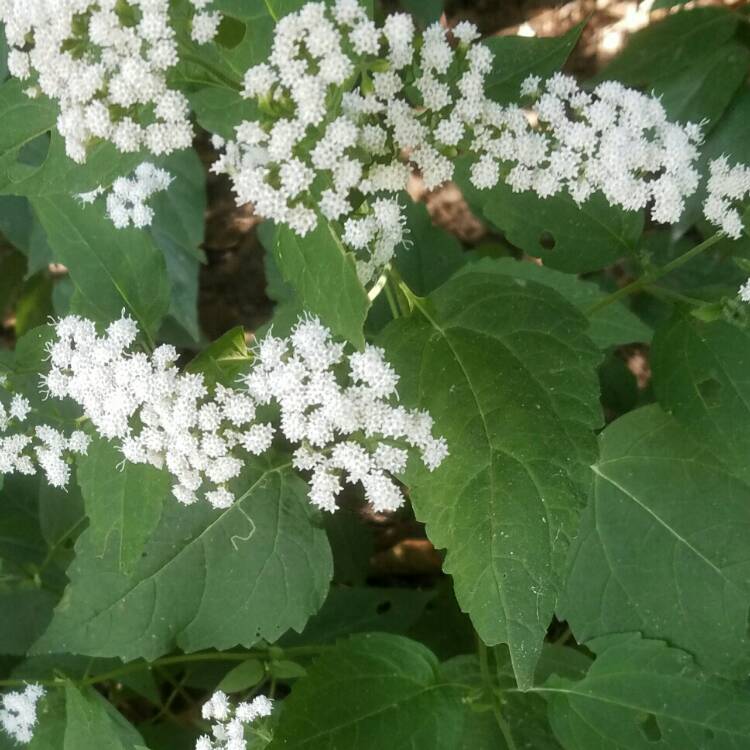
[1,2,750,749]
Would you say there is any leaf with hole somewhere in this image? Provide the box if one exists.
[455,158,643,273]
[545,633,750,750]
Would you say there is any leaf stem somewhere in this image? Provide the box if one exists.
[383,279,401,319]
[476,637,518,750]
[586,232,722,316]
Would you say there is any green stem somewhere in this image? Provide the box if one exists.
[642,285,707,307]
[383,280,401,319]
[586,233,722,316]
[476,637,518,750]
[0,646,327,690]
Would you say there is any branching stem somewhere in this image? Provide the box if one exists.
[586,232,722,316]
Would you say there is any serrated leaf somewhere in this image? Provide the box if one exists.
[379,271,602,688]
[484,24,583,104]
[275,223,369,348]
[544,634,750,750]
[651,314,750,485]
[34,457,332,661]
[30,195,170,338]
[269,634,466,749]
[455,158,643,273]
[560,405,750,680]
[77,438,171,575]
[456,257,652,348]
[596,7,739,87]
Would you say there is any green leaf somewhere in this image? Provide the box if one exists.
[395,201,466,296]
[651,314,750,485]
[544,634,750,750]
[560,405,750,679]
[64,683,147,750]
[280,586,434,647]
[651,43,750,131]
[379,271,602,688]
[442,652,564,750]
[455,158,643,273]
[398,0,443,27]
[596,7,739,86]
[456,257,652,348]
[3,131,144,198]
[218,659,265,693]
[484,24,583,104]
[269,634,466,749]
[0,79,56,156]
[34,457,332,661]
[0,473,82,656]
[275,222,369,347]
[30,195,170,338]
[187,326,252,388]
[148,148,206,343]
[77,438,171,575]
[0,589,59,656]
[0,196,53,275]
[187,87,258,139]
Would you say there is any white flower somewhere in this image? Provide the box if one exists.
[1,684,45,745]
[192,11,222,44]
[0,1,217,161]
[703,156,750,240]
[22,312,448,514]
[211,3,705,284]
[198,693,273,750]
[79,163,173,229]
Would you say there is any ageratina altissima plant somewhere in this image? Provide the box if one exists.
[0,0,221,162]
[211,0,704,283]
[77,161,173,228]
[0,684,45,745]
[0,312,446,513]
[197,692,273,750]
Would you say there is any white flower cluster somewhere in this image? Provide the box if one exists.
[246,316,448,512]
[190,0,223,45]
[34,312,446,513]
[0,684,45,745]
[0,391,90,489]
[471,74,703,224]
[78,162,173,229]
[703,156,750,240]
[197,692,273,750]
[0,0,219,163]
[212,1,705,284]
